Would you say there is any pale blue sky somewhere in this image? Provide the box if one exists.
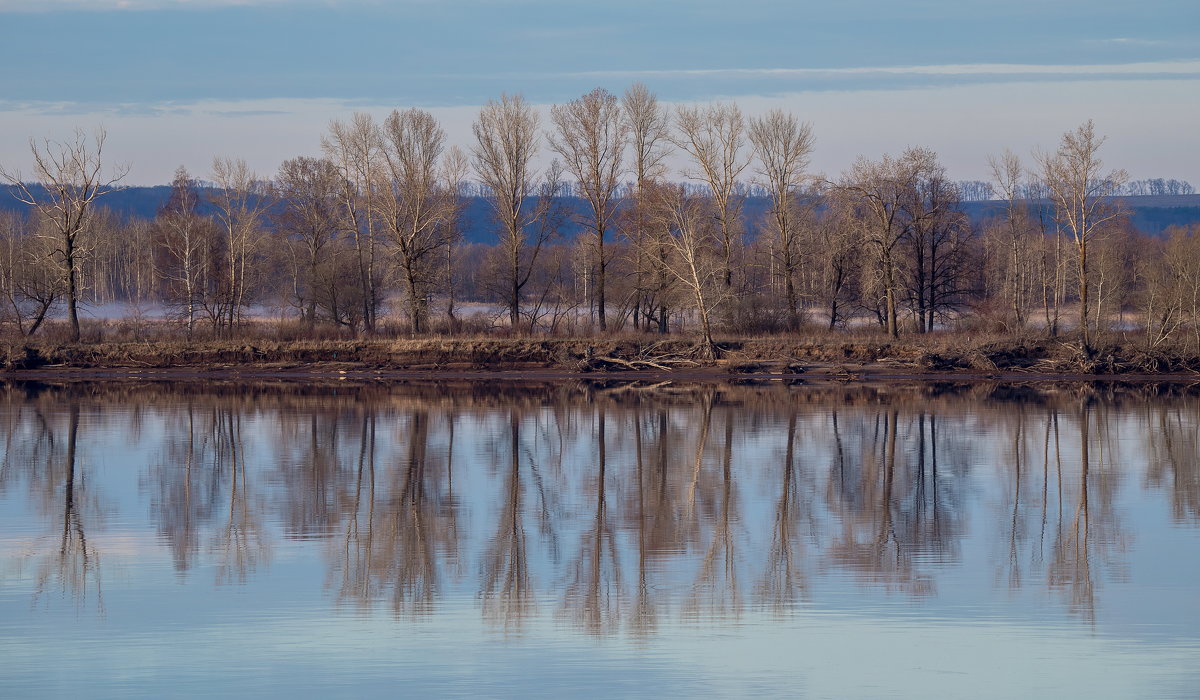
[1,0,1197,184]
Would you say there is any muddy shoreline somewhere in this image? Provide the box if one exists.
[3,337,1200,383]
[4,362,1199,386]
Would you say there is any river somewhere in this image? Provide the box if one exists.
[1,379,1197,698]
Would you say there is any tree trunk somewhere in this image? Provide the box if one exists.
[65,236,81,342]
[596,235,607,331]
[885,286,898,338]
[1078,240,1090,352]
[509,236,521,331]
[405,263,423,335]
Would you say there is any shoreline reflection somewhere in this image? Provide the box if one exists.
[2,380,1198,635]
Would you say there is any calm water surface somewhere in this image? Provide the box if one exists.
[1,380,1198,698]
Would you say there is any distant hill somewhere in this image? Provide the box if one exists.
[4,185,1198,241]
[961,194,1200,237]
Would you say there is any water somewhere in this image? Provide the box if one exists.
[1,379,1198,698]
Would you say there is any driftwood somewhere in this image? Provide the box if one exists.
[591,355,699,371]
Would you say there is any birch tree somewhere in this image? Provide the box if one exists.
[154,166,210,334]
[1035,120,1128,352]
[673,103,750,305]
[210,157,271,331]
[647,183,724,356]
[987,149,1036,330]
[0,211,64,336]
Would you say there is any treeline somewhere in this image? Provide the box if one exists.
[954,177,1196,201]
[0,85,1197,352]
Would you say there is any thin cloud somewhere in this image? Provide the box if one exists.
[1097,37,1169,46]
[560,60,1200,81]
[0,0,349,11]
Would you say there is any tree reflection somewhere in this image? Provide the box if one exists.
[1049,405,1096,620]
[687,403,741,618]
[32,403,103,610]
[481,408,534,629]
[0,398,108,611]
[2,380,1191,630]
[563,406,622,633]
[212,410,270,585]
[1146,402,1200,522]
[756,411,811,611]
[152,404,219,575]
[827,409,927,594]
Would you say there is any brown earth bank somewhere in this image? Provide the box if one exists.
[3,376,1199,427]
[4,335,1200,381]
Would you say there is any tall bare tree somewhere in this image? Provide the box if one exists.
[621,83,673,333]
[154,166,211,334]
[0,128,128,341]
[274,157,345,327]
[835,152,916,337]
[440,146,470,328]
[210,157,271,331]
[472,94,549,329]
[897,149,972,333]
[646,183,724,355]
[323,113,385,333]
[1035,120,1128,351]
[381,108,455,334]
[549,88,628,331]
[673,103,750,303]
[812,198,861,330]
[748,109,815,327]
[987,149,1034,330]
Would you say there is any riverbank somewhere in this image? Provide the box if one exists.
[3,335,1200,381]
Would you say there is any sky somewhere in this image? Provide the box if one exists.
[0,0,1197,185]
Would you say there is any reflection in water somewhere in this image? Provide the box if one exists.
[36,403,104,610]
[1,379,1199,635]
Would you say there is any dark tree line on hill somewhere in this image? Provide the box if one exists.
[1,89,1198,352]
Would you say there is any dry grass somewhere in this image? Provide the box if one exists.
[4,317,1200,375]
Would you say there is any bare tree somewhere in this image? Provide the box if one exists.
[898,148,973,333]
[1035,121,1128,352]
[274,157,345,327]
[0,211,65,336]
[440,146,470,329]
[381,108,455,334]
[812,199,861,329]
[154,166,212,334]
[549,88,628,331]
[472,94,549,329]
[323,113,385,332]
[673,103,750,305]
[623,83,672,187]
[748,109,815,327]
[621,83,673,333]
[646,183,725,355]
[987,150,1035,329]
[0,128,128,341]
[210,157,271,331]
[835,152,916,338]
